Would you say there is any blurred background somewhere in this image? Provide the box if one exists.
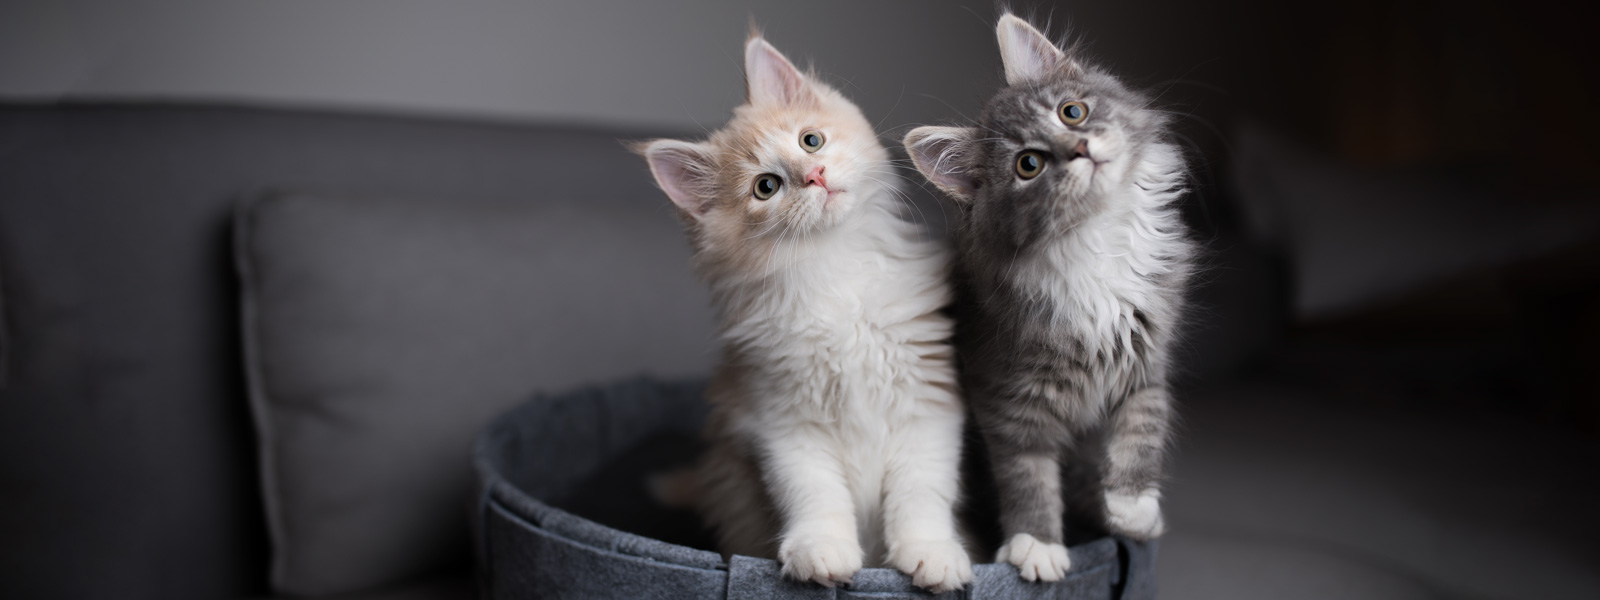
[1,1,1596,599]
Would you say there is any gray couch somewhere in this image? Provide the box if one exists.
[0,102,714,599]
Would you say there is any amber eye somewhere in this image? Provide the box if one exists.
[1015,151,1046,179]
[799,130,825,152]
[1058,101,1088,125]
[753,174,782,199]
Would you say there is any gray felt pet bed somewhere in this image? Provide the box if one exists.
[472,378,1157,599]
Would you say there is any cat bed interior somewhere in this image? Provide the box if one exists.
[473,378,1157,599]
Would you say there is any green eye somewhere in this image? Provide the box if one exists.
[753,174,782,199]
[1059,101,1088,125]
[1015,151,1046,179]
[799,130,825,152]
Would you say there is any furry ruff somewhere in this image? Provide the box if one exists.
[635,33,974,593]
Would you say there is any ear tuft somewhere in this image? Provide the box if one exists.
[903,126,980,203]
[636,139,717,217]
[996,13,1068,85]
[744,36,816,106]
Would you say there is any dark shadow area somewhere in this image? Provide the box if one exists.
[553,433,717,554]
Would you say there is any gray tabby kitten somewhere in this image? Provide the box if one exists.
[903,14,1195,582]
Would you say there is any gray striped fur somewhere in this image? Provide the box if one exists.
[904,16,1195,549]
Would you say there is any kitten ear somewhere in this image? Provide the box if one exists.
[996,13,1070,84]
[903,126,980,203]
[745,36,816,107]
[636,139,717,217]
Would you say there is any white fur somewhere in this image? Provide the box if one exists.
[1010,142,1189,406]
[892,538,974,592]
[718,195,971,591]
[991,14,1191,387]
[644,36,972,592]
[996,533,1072,582]
[1104,489,1165,539]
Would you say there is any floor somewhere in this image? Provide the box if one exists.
[1156,380,1600,599]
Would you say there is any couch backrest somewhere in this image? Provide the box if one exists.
[0,103,705,599]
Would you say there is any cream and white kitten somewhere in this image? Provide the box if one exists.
[636,34,973,592]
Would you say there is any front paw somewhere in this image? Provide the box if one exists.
[889,538,974,593]
[1104,489,1165,539]
[996,533,1071,582]
[778,532,864,587]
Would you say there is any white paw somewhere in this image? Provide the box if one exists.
[889,538,974,593]
[778,532,864,587]
[1105,489,1165,539]
[995,533,1071,582]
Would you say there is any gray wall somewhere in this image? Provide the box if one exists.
[1,0,1240,152]
[0,0,1014,134]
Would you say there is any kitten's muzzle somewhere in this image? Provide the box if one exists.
[1068,139,1092,163]
[804,165,829,190]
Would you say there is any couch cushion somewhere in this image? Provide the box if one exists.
[0,102,717,600]
[236,192,714,595]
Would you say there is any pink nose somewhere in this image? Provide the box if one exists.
[804,165,827,189]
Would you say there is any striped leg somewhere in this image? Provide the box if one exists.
[987,431,1073,581]
[1101,386,1174,539]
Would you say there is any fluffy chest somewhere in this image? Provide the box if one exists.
[993,203,1187,405]
[1019,232,1162,345]
[724,240,954,405]
[981,151,1189,353]
[744,267,944,372]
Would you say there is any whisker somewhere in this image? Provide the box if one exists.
[874,85,907,132]
[863,174,931,228]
